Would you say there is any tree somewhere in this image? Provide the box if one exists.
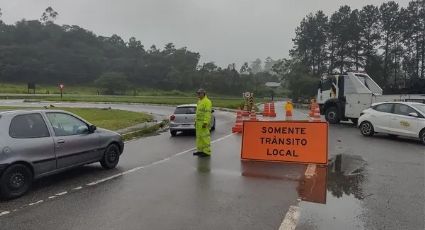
[329,6,353,74]
[250,58,263,74]
[40,7,58,24]
[380,1,400,86]
[292,11,328,75]
[240,62,251,75]
[359,5,381,68]
[95,72,130,95]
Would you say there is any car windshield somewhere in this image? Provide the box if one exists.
[174,107,196,114]
[412,104,425,115]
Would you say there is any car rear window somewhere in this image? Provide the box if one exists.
[394,104,417,116]
[9,113,50,138]
[174,107,196,114]
[412,104,425,115]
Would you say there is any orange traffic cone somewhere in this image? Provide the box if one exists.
[242,103,250,117]
[250,108,258,121]
[262,103,270,117]
[232,110,243,133]
[310,106,321,121]
[308,102,315,118]
[285,101,294,120]
[269,102,276,117]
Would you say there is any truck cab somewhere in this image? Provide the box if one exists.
[317,72,383,124]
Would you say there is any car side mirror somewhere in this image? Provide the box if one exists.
[88,125,97,133]
[408,112,418,117]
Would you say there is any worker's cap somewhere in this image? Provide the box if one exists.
[196,88,206,94]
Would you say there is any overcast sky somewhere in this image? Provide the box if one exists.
[0,0,410,67]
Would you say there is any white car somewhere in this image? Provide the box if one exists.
[358,102,425,144]
[169,104,216,136]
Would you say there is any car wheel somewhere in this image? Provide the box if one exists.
[170,130,177,136]
[0,164,33,199]
[325,107,340,124]
[360,121,374,137]
[210,120,216,131]
[100,144,120,170]
[420,130,425,145]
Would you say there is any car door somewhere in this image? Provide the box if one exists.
[389,104,420,137]
[45,112,100,169]
[8,113,56,176]
[370,103,394,133]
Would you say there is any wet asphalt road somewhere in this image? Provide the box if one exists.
[0,101,424,230]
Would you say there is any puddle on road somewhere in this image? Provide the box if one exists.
[236,153,369,230]
[297,154,368,230]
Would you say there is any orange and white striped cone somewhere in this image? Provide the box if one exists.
[232,110,244,133]
[310,106,321,122]
[262,103,269,117]
[269,102,276,117]
[285,110,293,120]
[250,108,258,121]
[308,102,315,118]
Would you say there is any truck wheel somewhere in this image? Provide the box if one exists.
[0,164,33,199]
[170,130,177,136]
[325,107,340,124]
[360,121,374,137]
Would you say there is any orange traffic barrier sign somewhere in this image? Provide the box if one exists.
[241,120,328,164]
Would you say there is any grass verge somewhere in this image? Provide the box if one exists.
[0,106,153,131]
[122,120,169,141]
[0,94,256,109]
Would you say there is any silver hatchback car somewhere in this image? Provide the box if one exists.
[169,104,216,136]
[0,110,124,199]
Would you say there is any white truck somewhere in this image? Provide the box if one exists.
[317,72,425,124]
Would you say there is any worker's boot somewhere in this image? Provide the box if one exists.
[198,152,211,158]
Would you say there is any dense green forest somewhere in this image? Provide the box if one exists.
[0,1,424,99]
[276,0,425,98]
[0,7,278,96]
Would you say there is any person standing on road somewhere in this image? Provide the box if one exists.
[193,89,212,158]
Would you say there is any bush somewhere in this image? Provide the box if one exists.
[95,72,130,95]
[288,74,319,102]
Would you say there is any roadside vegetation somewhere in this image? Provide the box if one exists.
[0,106,153,131]
[0,94,263,109]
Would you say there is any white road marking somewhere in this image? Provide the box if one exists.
[304,164,317,179]
[55,191,68,196]
[279,205,300,230]
[28,200,44,206]
[86,133,234,186]
[0,132,236,219]
[0,211,10,217]
[278,162,320,229]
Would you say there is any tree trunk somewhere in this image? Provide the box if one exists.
[421,39,424,78]
[384,33,389,85]
[329,40,335,74]
[340,44,344,74]
[416,38,420,78]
